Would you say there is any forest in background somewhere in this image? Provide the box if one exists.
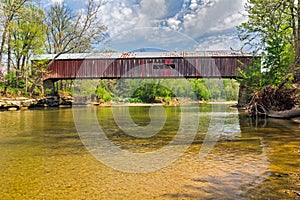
[70,79,240,103]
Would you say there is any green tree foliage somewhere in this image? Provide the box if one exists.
[73,80,96,96]
[11,5,46,82]
[191,79,210,100]
[131,83,175,103]
[237,0,300,88]
[0,0,30,68]
[95,80,112,102]
[224,79,240,101]
[95,87,111,102]
[0,1,46,95]
[113,79,239,102]
[237,58,265,92]
[46,78,239,103]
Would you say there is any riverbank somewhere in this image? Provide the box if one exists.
[110,100,238,107]
[0,96,73,111]
[0,95,238,111]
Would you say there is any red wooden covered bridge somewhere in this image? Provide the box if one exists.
[36,51,253,81]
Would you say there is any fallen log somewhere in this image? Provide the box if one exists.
[267,108,300,119]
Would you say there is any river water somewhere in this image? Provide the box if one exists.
[0,105,299,199]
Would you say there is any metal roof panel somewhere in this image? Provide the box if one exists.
[34,51,253,60]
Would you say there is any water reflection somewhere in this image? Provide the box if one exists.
[0,106,299,199]
[163,109,270,199]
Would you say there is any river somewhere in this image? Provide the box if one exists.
[0,105,299,199]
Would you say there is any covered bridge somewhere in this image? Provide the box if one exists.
[37,51,253,80]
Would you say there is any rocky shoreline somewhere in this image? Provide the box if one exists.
[0,96,238,111]
[0,96,74,111]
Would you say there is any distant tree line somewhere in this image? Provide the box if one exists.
[72,78,240,103]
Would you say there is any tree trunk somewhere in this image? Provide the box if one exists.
[296,0,300,66]
[0,27,8,64]
[7,26,12,75]
[267,108,300,119]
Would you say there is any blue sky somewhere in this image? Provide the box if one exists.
[44,0,247,52]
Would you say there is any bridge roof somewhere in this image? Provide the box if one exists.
[35,51,253,60]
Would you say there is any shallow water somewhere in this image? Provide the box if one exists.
[0,105,299,199]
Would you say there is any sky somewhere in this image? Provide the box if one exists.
[45,0,248,52]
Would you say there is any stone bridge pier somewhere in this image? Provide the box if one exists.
[237,83,252,107]
[43,79,55,95]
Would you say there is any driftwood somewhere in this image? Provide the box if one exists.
[267,108,300,119]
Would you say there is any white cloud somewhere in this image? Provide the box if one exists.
[180,0,246,38]
[139,0,167,19]
[167,18,181,30]
[195,34,244,51]
[50,0,64,5]
[190,0,198,10]
[96,0,248,51]
[103,27,199,52]
[211,11,247,32]
[99,0,139,38]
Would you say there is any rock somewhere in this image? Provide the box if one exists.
[291,117,300,123]
[35,96,60,107]
[170,98,180,106]
[99,101,112,106]
[8,107,18,111]
[20,106,29,110]
[60,96,73,106]
[22,100,34,107]
[5,101,21,107]
[16,97,28,101]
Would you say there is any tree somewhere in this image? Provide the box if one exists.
[11,4,46,84]
[237,0,300,86]
[237,0,300,116]
[45,0,106,54]
[95,80,112,102]
[0,0,29,73]
[191,79,210,101]
[29,0,107,94]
